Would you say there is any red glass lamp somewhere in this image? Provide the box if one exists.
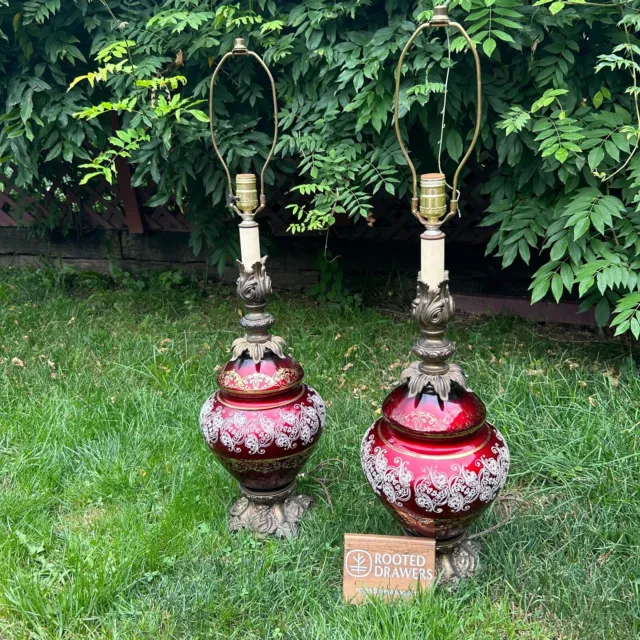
[360,6,510,581]
[200,38,326,538]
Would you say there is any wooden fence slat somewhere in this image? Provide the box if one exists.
[0,209,18,226]
[110,112,145,234]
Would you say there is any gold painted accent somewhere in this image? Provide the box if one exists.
[218,366,303,395]
[389,419,482,441]
[236,173,259,215]
[393,5,482,226]
[398,509,478,540]
[215,388,305,410]
[386,402,485,440]
[218,370,244,388]
[220,385,301,398]
[222,443,318,471]
[377,423,491,460]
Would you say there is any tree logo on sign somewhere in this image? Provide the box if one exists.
[345,549,373,578]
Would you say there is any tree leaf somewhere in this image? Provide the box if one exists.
[307,29,322,50]
[551,273,563,302]
[446,129,463,162]
[588,147,604,170]
[550,237,568,260]
[188,109,209,123]
[604,140,620,162]
[573,217,590,241]
[518,238,531,264]
[549,1,565,15]
[614,320,630,336]
[44,141,62,162]
[531,279,550,303]
[593,91,603,109]
[482,38,497,57]
[560,262,574,292]
[594,296,610,328]
[491,30,515,43]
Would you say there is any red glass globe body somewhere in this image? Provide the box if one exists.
[361,383,509,540]
[200,352,325,496]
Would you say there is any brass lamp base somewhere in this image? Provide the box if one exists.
[228,482,313,538]
[403,529,481,585]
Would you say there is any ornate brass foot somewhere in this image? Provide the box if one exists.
[228,483,313,538]
[403,530,481,586]
[435,533,481,585]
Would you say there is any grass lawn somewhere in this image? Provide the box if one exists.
[0,266,638,639]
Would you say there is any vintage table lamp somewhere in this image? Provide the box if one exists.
[360,6,510,581]
[200,38,326,538]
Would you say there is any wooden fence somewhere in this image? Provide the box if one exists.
[0,160,190,235]
[0,162,599,327]
[0,157,493,245]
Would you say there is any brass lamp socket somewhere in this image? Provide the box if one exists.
[236,174,259,215]
[420,173,447,225]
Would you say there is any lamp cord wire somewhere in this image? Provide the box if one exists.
[437,30,451,178]
[436,29,462,217]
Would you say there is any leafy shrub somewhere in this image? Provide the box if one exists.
[309,251,361,311]
[1,1,640,333]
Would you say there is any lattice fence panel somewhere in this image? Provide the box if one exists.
[0,163,492,244]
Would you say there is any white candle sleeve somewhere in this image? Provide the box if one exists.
[239,221,261,270]
[420,233,445,289]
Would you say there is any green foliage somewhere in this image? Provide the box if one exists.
[2,1,640,333]
[108,262,146,291]
[451,0,524,56]
[79,128,151,185]
[475,0,640,333]
[32,257,78,290]
[158,269,184,290]
[309,251,361,311]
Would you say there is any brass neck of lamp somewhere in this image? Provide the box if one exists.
[231,171,286,363]
[420,173,447,231]
[236,173,259,220]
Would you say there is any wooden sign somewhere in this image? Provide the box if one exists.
[343,533,436,604]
